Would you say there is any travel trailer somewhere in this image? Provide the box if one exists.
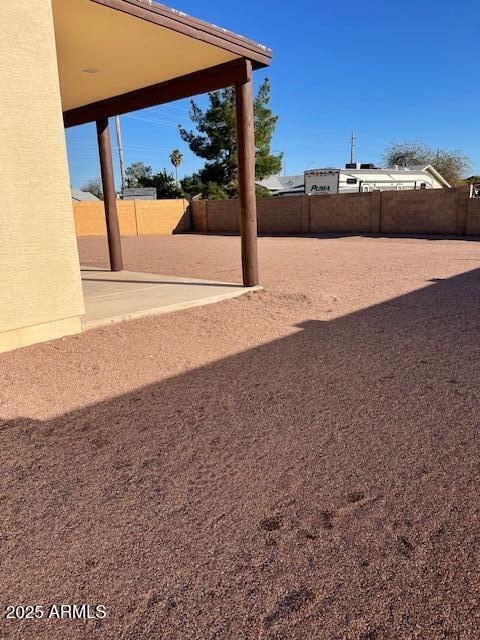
[304,164,450,195]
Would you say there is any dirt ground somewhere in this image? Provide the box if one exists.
[2,233,480,639]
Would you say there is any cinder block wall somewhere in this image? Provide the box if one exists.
[204,199,239,233]
[191,187,478,237]
[258,196,309,233]
[195,195,309,234]
[73,199,190,236]
[466,197,480,236]
[309,192,376,233]
[135,199,190,235]
[0,0,84,353]
[380,187,470,235]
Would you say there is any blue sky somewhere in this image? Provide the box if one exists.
[66,0,480,188]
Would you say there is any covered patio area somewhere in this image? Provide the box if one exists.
[55,0,272,287]
[81,268,260,329]
[0,0,272,353]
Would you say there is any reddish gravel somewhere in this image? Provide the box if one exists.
[1,233,480,639]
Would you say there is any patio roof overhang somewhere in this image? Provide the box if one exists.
[53,0,272,127]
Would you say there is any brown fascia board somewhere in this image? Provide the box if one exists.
[90,0,272,69]
[64,58,252,128]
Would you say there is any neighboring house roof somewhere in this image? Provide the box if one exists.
[257,175,304,195]
[71,188,100,201]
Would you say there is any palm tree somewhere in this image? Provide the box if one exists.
[169,149,183,185]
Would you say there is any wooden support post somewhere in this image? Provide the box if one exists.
[96,117,123,271]
[235,61,259,287]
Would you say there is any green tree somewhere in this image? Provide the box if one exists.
[180,173,272,199]
[255,184,272,198]
[434,150,471,186]
[169,149,183,185]
[205,182,229,200]
[125,161,152,187]
[382,141,470,186]
[180,172,204,198]
[254,79,283,179]
[179,78,282,198]
[382,141,430,168]
[140,169,183,199]
[81,177,103,200]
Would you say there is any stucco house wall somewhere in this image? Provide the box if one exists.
[0,0,84,352]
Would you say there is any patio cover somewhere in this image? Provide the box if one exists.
[53,0,271,124]
[52,0,271,287]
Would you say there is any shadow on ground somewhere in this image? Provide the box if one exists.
[81,278,244,288]
[189,230,480,242]
[1,268,480,639]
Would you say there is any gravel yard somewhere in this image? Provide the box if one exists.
[1,233,480,639]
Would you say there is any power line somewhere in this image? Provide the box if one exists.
[124,114,181,128]
[67,141,174,152]
[146,114,188,125]
[147,104,190,115]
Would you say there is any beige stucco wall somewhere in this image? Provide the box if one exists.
[0,0,84,353]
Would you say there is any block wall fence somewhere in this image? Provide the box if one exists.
[73,199,190,236]
[191,186,480,237]
[74,188,480,239]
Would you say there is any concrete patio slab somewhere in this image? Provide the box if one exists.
[81,267,261,330]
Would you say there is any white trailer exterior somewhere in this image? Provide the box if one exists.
[305,164,450,195]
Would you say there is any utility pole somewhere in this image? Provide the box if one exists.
[350,131,356,165]
[115,115,126,196]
